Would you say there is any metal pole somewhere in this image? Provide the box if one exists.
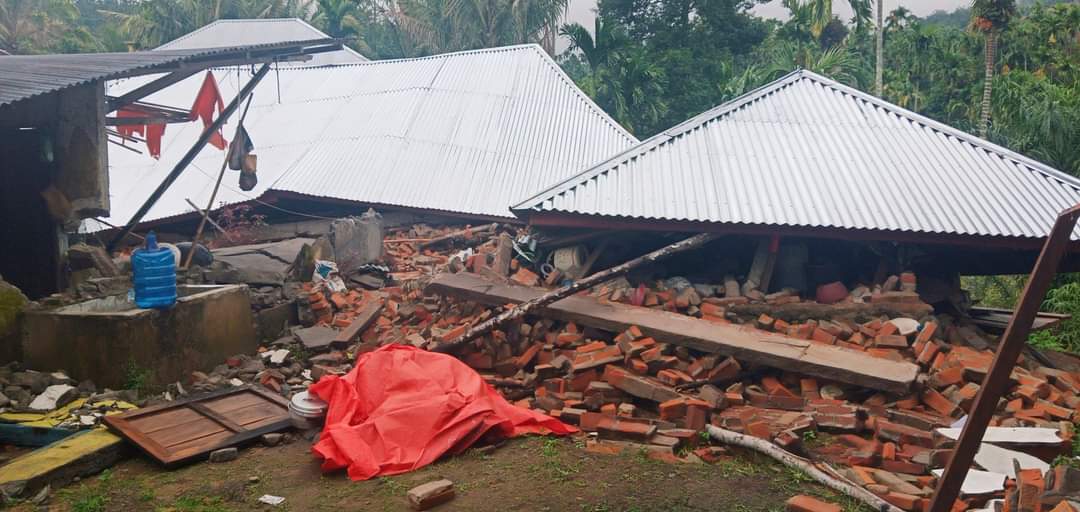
[182,94,254,269]
[928,203,1080,512]
[107,63,272,252]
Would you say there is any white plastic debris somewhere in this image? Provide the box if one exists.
[973,442,1050,478]
[312,260,346,293]
[935,426,1062,445]
[888,317,920,336]
[257,495,285,506]
[931,468,1007,495]
[229,378,244,387]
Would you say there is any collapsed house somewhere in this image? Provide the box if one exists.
[4,33,1080,512]
[512,69,1080,277]
[0,39,343,300]
[152,18,369,65]
[90,40,636,240]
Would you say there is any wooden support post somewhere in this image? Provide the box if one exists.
[432,233,717,354]
[107,64,271,252]
[418,223,499,250]
[492,233,513,277]
[182,94,255,269]
[928,204,1080,512]
[183,198,233,241]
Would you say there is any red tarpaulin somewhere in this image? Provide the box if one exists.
[309,344,577,480]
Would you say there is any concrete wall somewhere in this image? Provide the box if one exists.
[21,285,256,389]
[0,82,108,220]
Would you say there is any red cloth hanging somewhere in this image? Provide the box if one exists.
[116,106,166,159]
[189,71,227,150]
[309,344,577,481]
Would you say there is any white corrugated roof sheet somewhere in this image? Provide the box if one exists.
[513,70,1080,242]
[155,18,367,64]
[94,44,636,230]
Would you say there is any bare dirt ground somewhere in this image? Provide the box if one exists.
[13,435,872,512]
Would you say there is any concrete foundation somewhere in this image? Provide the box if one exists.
[21,285,256,389]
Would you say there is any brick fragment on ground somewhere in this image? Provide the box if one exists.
[785,495,842,512]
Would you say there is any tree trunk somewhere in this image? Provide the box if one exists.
[431,232,718,353]
[979,31,997,138]
[874,0,884,96]
[706,425,904,512]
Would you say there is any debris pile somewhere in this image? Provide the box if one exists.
[0,366,138,449]
[187,223,1080,510]
[7,220,1080,512]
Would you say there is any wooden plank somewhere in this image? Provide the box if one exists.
[0,428,126,499]
[188,402,245,433]
[0,423,75,447]
[967,307,1069,333]
[103,386,291,467]
[929,204,1080,512]
[427,272,920,393]
[728,301,934,322]
[492,233,514,277]
[333,301,383,345]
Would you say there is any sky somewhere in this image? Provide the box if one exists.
[558,0,970,51]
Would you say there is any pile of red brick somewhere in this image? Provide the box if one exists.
[291,225,1080,511]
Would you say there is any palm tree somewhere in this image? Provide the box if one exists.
[0,0,82,53]
[803,0,872,39]
[107,0,315,49]
[314,0,362,38]
[885,6,913,32]
[969,0,1017,137]
[559,18,626,73]
[561,19,666,135]
[874,0,883,96]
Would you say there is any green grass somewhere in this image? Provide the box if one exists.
[70,494,108,512]
[163,495,232,512]
[123,360,154,396]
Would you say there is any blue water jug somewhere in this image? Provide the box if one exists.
[132,231,177,309]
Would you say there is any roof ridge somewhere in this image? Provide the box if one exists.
[156,18,325,50]
[263,44,636,144]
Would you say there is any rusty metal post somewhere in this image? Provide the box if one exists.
[929,204,1080,512]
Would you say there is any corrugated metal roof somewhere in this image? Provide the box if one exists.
[92,44,636,230]
[0,39,337,108]
[155,18,368,64]
[513,69,1080,241]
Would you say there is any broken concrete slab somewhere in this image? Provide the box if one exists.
[208,238,314,285]
[294,325,337,351]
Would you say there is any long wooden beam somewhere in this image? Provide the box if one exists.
[928,204,1080,512]
[426,272,921,393]
[435,232,716,353]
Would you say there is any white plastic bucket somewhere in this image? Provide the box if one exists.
[289,391,328,430]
